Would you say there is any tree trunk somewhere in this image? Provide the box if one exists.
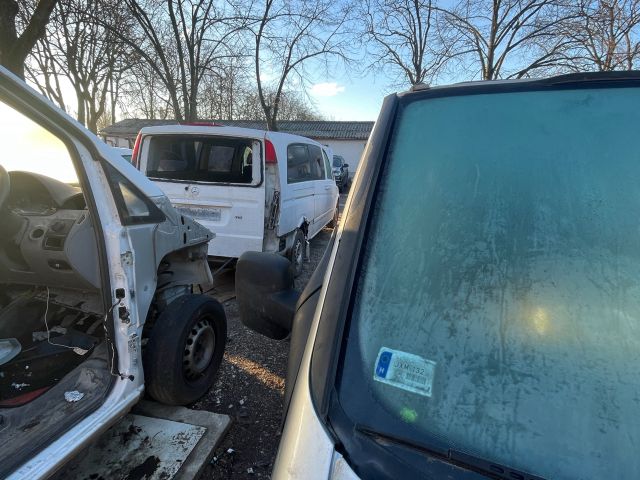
[266,115,277,131]
[0,54,25,78]
[76,90,85,126]
[87,116,98,133]
[0,0,58,79]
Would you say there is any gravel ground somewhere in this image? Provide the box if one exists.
[193,211,339,479]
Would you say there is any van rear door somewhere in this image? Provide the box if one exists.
[139,133,265,257]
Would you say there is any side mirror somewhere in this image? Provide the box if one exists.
[235,251,300,340]
[343,163,349,168]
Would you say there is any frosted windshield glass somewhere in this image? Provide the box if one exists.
[339,87,640,480]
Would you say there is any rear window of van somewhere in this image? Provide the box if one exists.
[145,135,254,184]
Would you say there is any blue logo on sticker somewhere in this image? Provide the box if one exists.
[376,351,392,378]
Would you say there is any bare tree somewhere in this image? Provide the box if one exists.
[198,55,251,119]
[25,0,131,132]
[108,0,245,121]
[440,0,575,80]
[273,91,323,120]
[25,29,66,109]
[565,0,640,71]
[359,0,457,86]
[230,89,323,121]
[251,0,352,130]
[0,0,58,78]
[119,59,175,119]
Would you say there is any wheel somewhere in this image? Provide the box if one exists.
[144,294,227,405]
[287,229,306,277]
[328,204,339,229]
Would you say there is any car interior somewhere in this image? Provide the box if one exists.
[0,102,112,477]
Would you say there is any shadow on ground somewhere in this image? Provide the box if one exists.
[194,223,335,479]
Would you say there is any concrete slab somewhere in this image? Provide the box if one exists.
[133,400,232,480]
[59,401,231,480]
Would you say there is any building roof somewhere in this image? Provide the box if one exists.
[101,118,374,141]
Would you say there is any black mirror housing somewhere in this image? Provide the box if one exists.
[343,163,349,168]
[236,251,300,340]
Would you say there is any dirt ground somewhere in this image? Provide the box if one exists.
[193,195,344,479]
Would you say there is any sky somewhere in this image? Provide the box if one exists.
[35,67,393,124]
[307,74,392,121]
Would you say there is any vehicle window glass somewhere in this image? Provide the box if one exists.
[322,150,332,179]
[338,87,640,480]
[146,135,254,184]
[308,145,324,180]
[207,145,234,172]
[287,144,310,183]
[103,163,164,225]
[287,143,325,183]
[0,100,77,184]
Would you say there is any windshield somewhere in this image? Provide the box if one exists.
[337,86,640,480]
[333,157,342,168]
[0,101,77,183]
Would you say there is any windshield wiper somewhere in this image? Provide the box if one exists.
[355,425,546,480]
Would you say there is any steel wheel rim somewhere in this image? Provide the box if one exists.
[183,317,216,380]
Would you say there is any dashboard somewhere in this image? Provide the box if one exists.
[0,172,101,290]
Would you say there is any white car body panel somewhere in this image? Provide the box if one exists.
[0,67,213,478]
[136,125,339,257]
[271,143,367,480]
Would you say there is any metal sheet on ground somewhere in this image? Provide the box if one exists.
[63,414,206,480]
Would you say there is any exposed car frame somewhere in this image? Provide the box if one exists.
[0,67,224,479]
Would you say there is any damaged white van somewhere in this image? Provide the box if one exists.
[133,125,340,274]
[0,68,226,478]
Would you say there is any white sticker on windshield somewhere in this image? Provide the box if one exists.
[373,347,435,397]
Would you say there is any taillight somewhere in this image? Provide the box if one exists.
[265,139,277,164]
[131,133,142,168]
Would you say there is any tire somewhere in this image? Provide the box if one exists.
[144,294,227,405]
[328,204,339,229]
[287,229,306,277]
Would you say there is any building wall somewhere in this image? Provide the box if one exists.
[317,139,367,179]
[104,135,134,148]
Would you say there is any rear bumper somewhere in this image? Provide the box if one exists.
[205,231,265,258]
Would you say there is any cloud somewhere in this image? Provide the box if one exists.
[309,82,346,97]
